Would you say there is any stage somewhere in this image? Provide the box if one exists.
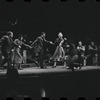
[0,65,100,100]
[0,65,100,78]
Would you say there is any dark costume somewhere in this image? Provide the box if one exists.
[0,35,14,68]
[88,44,98,65]
[65,40,79,71]
[77,45,85,66]
[31,36,51,68]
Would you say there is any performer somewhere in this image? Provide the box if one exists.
[22,35,27,64]
[0,42,2,69]
[77,41,85,66]
[50,32,66,68]
[12,34,32,70]
[31,32,53,68]
[65,39,79,71]
[0,31,14,70]
[88,42,98,66]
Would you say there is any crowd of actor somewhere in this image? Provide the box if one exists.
[0,31,100,71]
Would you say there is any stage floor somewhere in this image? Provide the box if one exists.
[0,65,100,78]
[0,65,100,100]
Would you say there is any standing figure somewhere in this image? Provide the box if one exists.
[0,41,2,69]
[77,41,85,66]
[50,32,66,68]
[13,35,23,70]
[97,45,100,65]
[13,34,32,70]
[31,32,53,68]
[88,42,98,66]
[0,31,14,70]
[22,35,27,64]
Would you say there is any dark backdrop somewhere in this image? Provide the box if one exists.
[0,0,100,45]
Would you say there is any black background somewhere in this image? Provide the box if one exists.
[0,0,100,44]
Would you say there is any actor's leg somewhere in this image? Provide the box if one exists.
[39,49,44,68]
[1,52,9,68]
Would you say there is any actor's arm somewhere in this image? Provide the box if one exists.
[31,37,39,47]
[44,38,53,44]
[23,42,32,49]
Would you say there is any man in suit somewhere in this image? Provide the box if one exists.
[0,31,14,70]
[31,32,53,68]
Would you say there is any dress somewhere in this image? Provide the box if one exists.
[12,39,23,64]
[51,38,65,61]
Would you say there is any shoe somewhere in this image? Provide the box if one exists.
[95,63,98,66]
[79,66,82,69]
[52,66,56,68]
[66,66,69,69]
[35,61,40,67]
[62,66,66,68]
[40,66,44,69]
[44,66,47,69]
[70,66,74,71]
[79,64,82,69]
[71,67,74,71]
[41,67,45,69]
[19,67,23,70]
[66,67,70,69]
[19,66,23,70]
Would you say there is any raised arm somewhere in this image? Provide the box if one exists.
[43,37,53,45]
[14,39,19,45]
[31,37,38,47]
[22,42,32,49]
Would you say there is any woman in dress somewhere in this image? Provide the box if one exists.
[12,35,23,69]
[12,34,32,70]
[50,32,66,68]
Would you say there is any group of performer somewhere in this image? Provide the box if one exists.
[0,31,99,71]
